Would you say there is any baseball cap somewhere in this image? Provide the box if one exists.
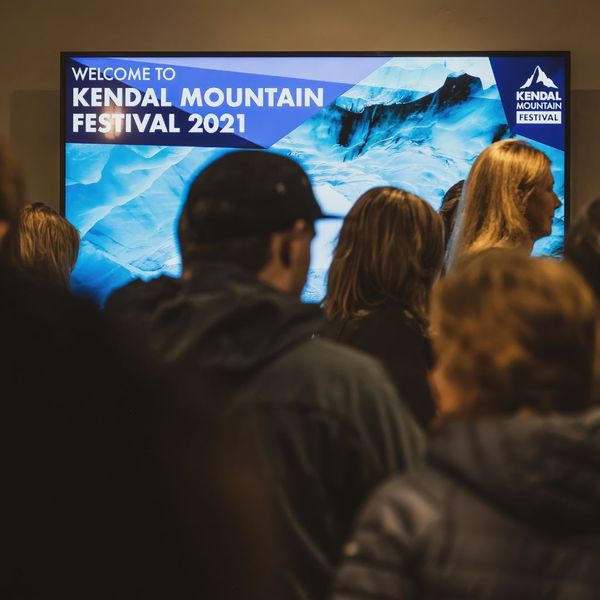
[181,150,332,243]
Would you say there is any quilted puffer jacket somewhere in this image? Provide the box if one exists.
[334,410,600,599]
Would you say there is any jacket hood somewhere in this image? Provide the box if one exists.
[429,410,600,533]
[141,262,323,375]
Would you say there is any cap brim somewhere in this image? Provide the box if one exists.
[315,213,343,221]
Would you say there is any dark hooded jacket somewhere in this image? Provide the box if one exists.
[333,410,600,600]
[105,262,424,600]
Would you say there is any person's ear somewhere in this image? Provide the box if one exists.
[291,219,308,236]
[279,220,309,268]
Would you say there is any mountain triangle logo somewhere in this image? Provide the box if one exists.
[520,65,558,89]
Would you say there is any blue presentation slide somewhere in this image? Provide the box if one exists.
[64,54,567,303]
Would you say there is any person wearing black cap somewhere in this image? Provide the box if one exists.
[105,150,424,600]
[177,149,325,298]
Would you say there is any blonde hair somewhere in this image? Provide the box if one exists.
[324,186,444,323]
[447,139,551,270]
[431,249,597,415]
[16,203,80,289]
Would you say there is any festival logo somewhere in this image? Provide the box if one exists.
[515,65,562,124]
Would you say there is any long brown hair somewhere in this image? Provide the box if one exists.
[446,139,551,271]
[16,203,80,289]
[324,186,444,323]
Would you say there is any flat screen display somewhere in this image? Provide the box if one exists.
[62,52,569,303]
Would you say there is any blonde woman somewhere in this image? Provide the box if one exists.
[323,186,445,427]
[447,139,561,270]
[334,250,600,600]
[15,203,80,289]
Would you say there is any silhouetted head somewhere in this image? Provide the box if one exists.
[178,151,326,297]
[439,180,464,251]
[431,249,596,417]
[15,203,80,289]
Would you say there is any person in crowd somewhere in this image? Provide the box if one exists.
[333,249,600,600]
[0,140,166,599]
[565,196,600,299]
[0,140,279,600]
[446,139,561,270]
[439,179,464,251]
[105,150,424,600]
[0,140,150,598]
[322,186,444,428]
[14,202,80,289]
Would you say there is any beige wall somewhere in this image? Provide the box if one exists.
[1,0,598,216]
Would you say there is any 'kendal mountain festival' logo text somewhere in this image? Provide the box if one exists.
[515,65,562,125]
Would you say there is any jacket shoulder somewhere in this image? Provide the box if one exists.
[105,276,180,314]
[262,338,409,409]
[290,337,395,378]
[334,468,446,600]
[249,338,425,463]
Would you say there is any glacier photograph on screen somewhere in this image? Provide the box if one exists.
[64,54,567,304]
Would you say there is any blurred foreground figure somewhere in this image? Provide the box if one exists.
[106,150,424,600]
[323,186,444,428]
[0,141,160,598]
[0,141,275,600]
[334,250,600,600]
[14,202,79,289]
